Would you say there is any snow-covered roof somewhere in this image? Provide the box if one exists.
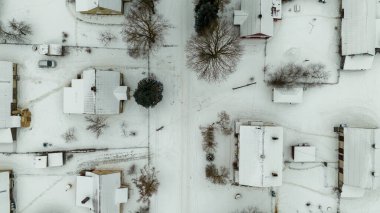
[48,152,64,167]
[234,0,274,38]
[273,87,303,104]
[343,55,375,70]
[34,156,48,168]
[64,69,127,115]
[0,61,21,141]
[293,145,316,162]
[38,44,62,56]
[0,171,11,213]
[238,125,283,187]
[76,0,122,13]
[341,0,376,56]
[76,171,127,213]
[342,127,380,192]
[0,129,14,143]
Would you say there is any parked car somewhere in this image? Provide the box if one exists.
[38,60,56,68]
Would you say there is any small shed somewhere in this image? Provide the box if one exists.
[48,152,64,167]
[292,144,316,162]
[34,156,48,168]
[236,122,283,187]
[272,87,303,104]
[38,44,63,56]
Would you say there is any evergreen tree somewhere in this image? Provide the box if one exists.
[194,0,218,34]
[134,77,163,108]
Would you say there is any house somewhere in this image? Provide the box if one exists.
[76,0,123,15]
[234,120,283,187]
[341,0,377,70]
[292,144,316,162]
[272,87,303,104]
[233,0,282,38]
[63,69,129,115]
[0,61,21,144]
[0,171,13,213]
[334,126,380,198]
[76,170,128,213]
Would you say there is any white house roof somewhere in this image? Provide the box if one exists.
[342,127,380,192]
[64,69,126,115]
[341,0,376,56]
[234,0,274,37]
[273,87,303,104]
[76,0,122,13]
[0,171,10,213]
[0,61,21,139]
[238,125,283,187]
[76,171,126,213]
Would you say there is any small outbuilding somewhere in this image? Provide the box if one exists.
[335,126,380,198]
[33,152,64,168]
[76,170,128,213]
[234,120,283,187]
[292,144,316,162]
[64,69,129,115]
[76,0,123,15]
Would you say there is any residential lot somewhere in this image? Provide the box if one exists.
[2,0,380,213]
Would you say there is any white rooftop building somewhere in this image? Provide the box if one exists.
[76,0,123,15]
[235,120,283,187]
[0,171,11,213]
[64,69,128,115]
[0,61,21,144]
[336,126,380,198]
[234,0,282,38]
[341,0,377,70]
[76,171,128,213]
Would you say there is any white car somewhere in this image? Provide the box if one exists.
[38,60,57,68]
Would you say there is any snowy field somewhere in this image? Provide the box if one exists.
[1,0,380,213]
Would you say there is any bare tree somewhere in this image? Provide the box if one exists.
[85,116,109,138]
[133,166,160,203]
[98,31,117,46]
[200,125,216,153]
[135,206,150,213]
[62,128,77,143]
[186,19,242,82]
[121,1,169,58]
[266,62,329,88]
[216,111,233,135]
[0,19,32,43]
[205,163,229,185]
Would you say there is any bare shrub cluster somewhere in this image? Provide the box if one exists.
[231,206,262,213]
[0,19,32,43]
[205,163,229,185]
[62,128,77,143]
[186,19,242,82]
[266,62,329,88]
[200,125,216,153]
[133,166,160,203]
[135,206,149,213]
[121,0,169,58]
[85,116,109,138]
[216,111,233,135]
[98,31,117,46]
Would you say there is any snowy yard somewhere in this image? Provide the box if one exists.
[2,0,380,213]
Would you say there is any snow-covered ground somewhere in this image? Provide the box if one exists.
[2,0,380,213]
